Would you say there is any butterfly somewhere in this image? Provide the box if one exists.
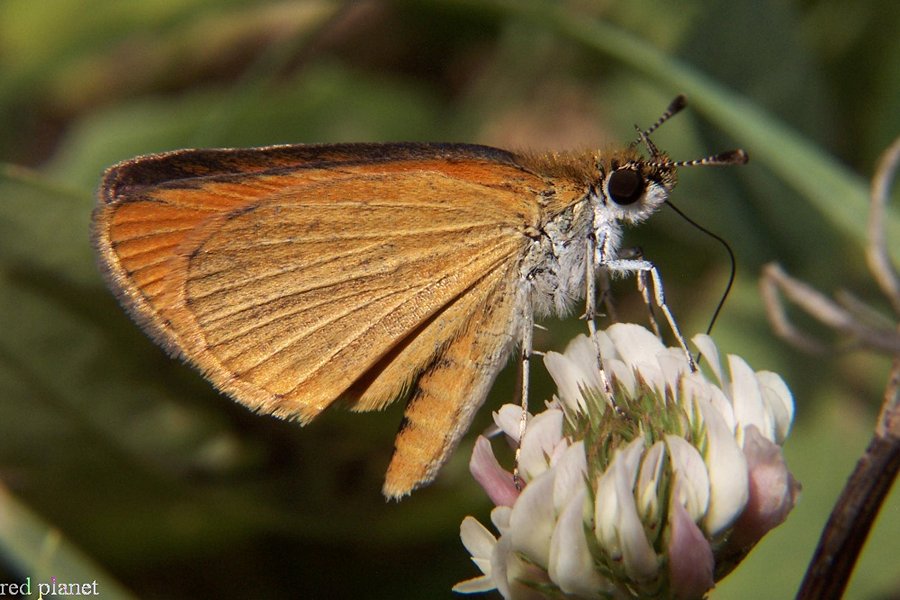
[92,95,746,498]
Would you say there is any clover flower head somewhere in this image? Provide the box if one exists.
[455,323,799,599]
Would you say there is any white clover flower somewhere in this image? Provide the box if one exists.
[454,323,799,599]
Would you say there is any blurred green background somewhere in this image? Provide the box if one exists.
[1,0,898,598]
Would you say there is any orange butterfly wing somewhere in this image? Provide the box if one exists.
[94,145,546,420]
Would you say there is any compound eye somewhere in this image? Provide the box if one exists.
[606,168,645,205]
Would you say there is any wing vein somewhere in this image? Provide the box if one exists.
[206,278,402,347]
[190,223,503,297]
[274,241,519,394]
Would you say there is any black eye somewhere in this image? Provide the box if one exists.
[606,168,644,205]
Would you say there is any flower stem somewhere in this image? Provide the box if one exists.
[797,357,900,599]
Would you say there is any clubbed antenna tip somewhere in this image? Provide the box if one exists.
[668,95,688,115]
[669,149,749,168]
[717,149,749,165]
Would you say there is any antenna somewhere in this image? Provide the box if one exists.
[630,95,688,152]
[644,95,688,138]
[670,149,749,168]
[633,96,750,168]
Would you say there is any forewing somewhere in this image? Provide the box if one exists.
[94,159,541,422]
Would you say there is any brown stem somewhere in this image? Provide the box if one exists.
[796,358,900,599]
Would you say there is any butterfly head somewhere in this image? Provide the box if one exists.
[598,148,679,224]
[596,95,748,225]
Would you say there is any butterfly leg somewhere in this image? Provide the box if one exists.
[637,268,663,339]
[597,268,617,324]
[618,246,663,339]
[582,235,599,327]
[583,235,616,397]
[604,256,698,372]
[511,304,535,489]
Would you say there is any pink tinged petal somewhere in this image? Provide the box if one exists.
[667,495,715,600]
[691,334,724,387]
[665,436,710,521]
[552,441,588,514]
[728,354,774,442]
[755,371,795,444]
[549,486,611,597]
[729,426,800,549]
[696,396,749,535]
[509,467,557,568]
[518,409,565,481]
[454,517,499,594]
[594,438,659,581]
[470,436,520,507]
